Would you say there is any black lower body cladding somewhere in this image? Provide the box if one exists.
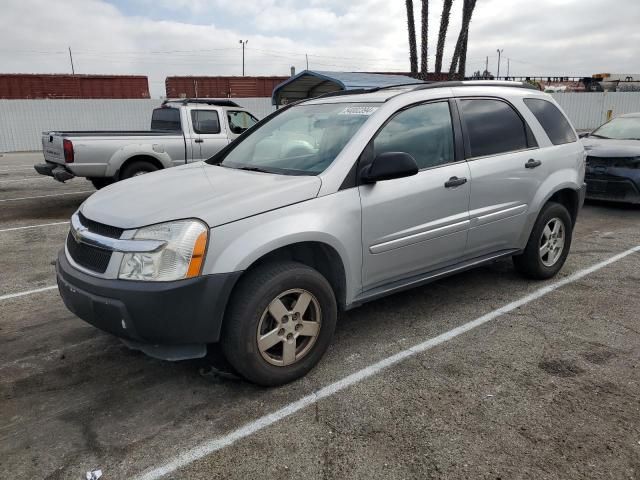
[56,251,242,346]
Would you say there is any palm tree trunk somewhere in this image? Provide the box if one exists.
[406,0,418,74]
[448,0,477,78]
[420,0,429,75]
[457,0,476,78]
[434,0,453,74]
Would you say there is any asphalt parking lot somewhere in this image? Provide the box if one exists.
[1,152,639,480]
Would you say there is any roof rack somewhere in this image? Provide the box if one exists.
[309,80,537,101]
[162,98,241,107]
[410,80,538,91]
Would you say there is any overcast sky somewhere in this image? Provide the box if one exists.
[1,0,639,97]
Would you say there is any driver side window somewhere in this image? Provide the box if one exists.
[373,102,455,170]
[227,111,258,134]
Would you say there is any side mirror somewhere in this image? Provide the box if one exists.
[579,132,590,138]
[361,152,419,183]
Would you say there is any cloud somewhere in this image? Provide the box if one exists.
[0,0,638,97]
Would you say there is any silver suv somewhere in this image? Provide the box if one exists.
[56,81,586,386]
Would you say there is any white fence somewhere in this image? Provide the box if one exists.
[551,92,640,130]
[2,93,640,152]
[0,98,275,152]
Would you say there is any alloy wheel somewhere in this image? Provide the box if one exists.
[539,217,565,267]
[256,288,322,367]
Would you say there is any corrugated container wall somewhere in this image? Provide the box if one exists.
[166,76,289,98]
[0,74,150,99]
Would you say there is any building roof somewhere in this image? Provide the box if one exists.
[271,70,422,105]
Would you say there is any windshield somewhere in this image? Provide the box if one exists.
[218,102,380,175]
[591,117,640,140]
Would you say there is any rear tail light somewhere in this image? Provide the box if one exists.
[63,139,74,163]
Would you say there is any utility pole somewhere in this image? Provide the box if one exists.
[239,40,248,76]
[507,58,510,78]
[68,47,75,75]
[305,54,309,70]
[496,49,503,79]
[485,56,488,78]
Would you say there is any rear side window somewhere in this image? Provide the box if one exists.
[524,98,577,145]
[373,101,455,169]
[191,110,221,134]
[151,108,181,131]
[459,99,530,158]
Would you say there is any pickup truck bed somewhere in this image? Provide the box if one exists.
[35,99,259,188]
[47,131,179,137]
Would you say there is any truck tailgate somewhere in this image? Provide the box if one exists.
[41,133,65,165]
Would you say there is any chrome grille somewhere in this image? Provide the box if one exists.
[66,232,112,274]
[78,211,124,238]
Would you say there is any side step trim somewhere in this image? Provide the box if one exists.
[350,249,520,308]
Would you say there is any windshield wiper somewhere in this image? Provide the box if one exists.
[589,134,610,139]
[236,166,273,173]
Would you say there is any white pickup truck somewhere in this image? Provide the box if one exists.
[35,99,259,189]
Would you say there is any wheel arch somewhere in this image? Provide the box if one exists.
[117,155,165,180]
[547,187,580,226]
[236,241,348,310]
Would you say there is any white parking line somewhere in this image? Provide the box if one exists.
[0,177,49,184]
[0,190,92,202]
[135,245,640,480]
[0,285,57,302]
[0,221,68,233]
[0,166,37,172]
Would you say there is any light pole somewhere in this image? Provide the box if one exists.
[239,40,248,76]
[496,49,503,79]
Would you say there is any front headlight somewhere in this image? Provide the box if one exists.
[118,219,208,281]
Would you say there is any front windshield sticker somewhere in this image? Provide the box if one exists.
[338,106,379,116]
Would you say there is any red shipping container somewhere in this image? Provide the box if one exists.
[0,74,150,99]
[165,76,289,98]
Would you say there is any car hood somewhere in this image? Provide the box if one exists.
[80,162,322,229]
[582,137,640,157]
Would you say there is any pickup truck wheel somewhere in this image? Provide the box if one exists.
[120,160,159,180]
[513,202,573,279]
[88,177,114,190]
[221,261,337,386]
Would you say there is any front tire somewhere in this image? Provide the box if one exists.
[513,202,573,279]
[221,261,337,386]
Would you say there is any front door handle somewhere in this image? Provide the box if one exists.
[525,158,542,169]
[444,176,468,188]
[195,138,204,144]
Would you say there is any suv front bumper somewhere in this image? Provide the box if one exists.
[56,251,242,356]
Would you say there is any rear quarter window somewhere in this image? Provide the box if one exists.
[151,107,181,131]
[524,98,577,145]
[459,98,533,158]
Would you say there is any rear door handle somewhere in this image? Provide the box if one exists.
[444,176,468,188]
[525,158,542,169]
[195,138,204,143]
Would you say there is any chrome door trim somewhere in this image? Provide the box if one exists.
[370,219,470,254]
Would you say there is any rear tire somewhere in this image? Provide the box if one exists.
[120,160,159,180]
[221,261,337,387]
[89,177,114,190]
[513,202,573,279]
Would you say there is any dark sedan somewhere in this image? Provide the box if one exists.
[581,113,640,204]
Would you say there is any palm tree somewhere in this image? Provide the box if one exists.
[420,0,429,76]
[406,0,418,74]
[434,0,453,73]
[457,0,477,78]
[449,0,477,78]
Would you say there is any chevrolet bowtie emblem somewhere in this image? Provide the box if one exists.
[72,224,88,242]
